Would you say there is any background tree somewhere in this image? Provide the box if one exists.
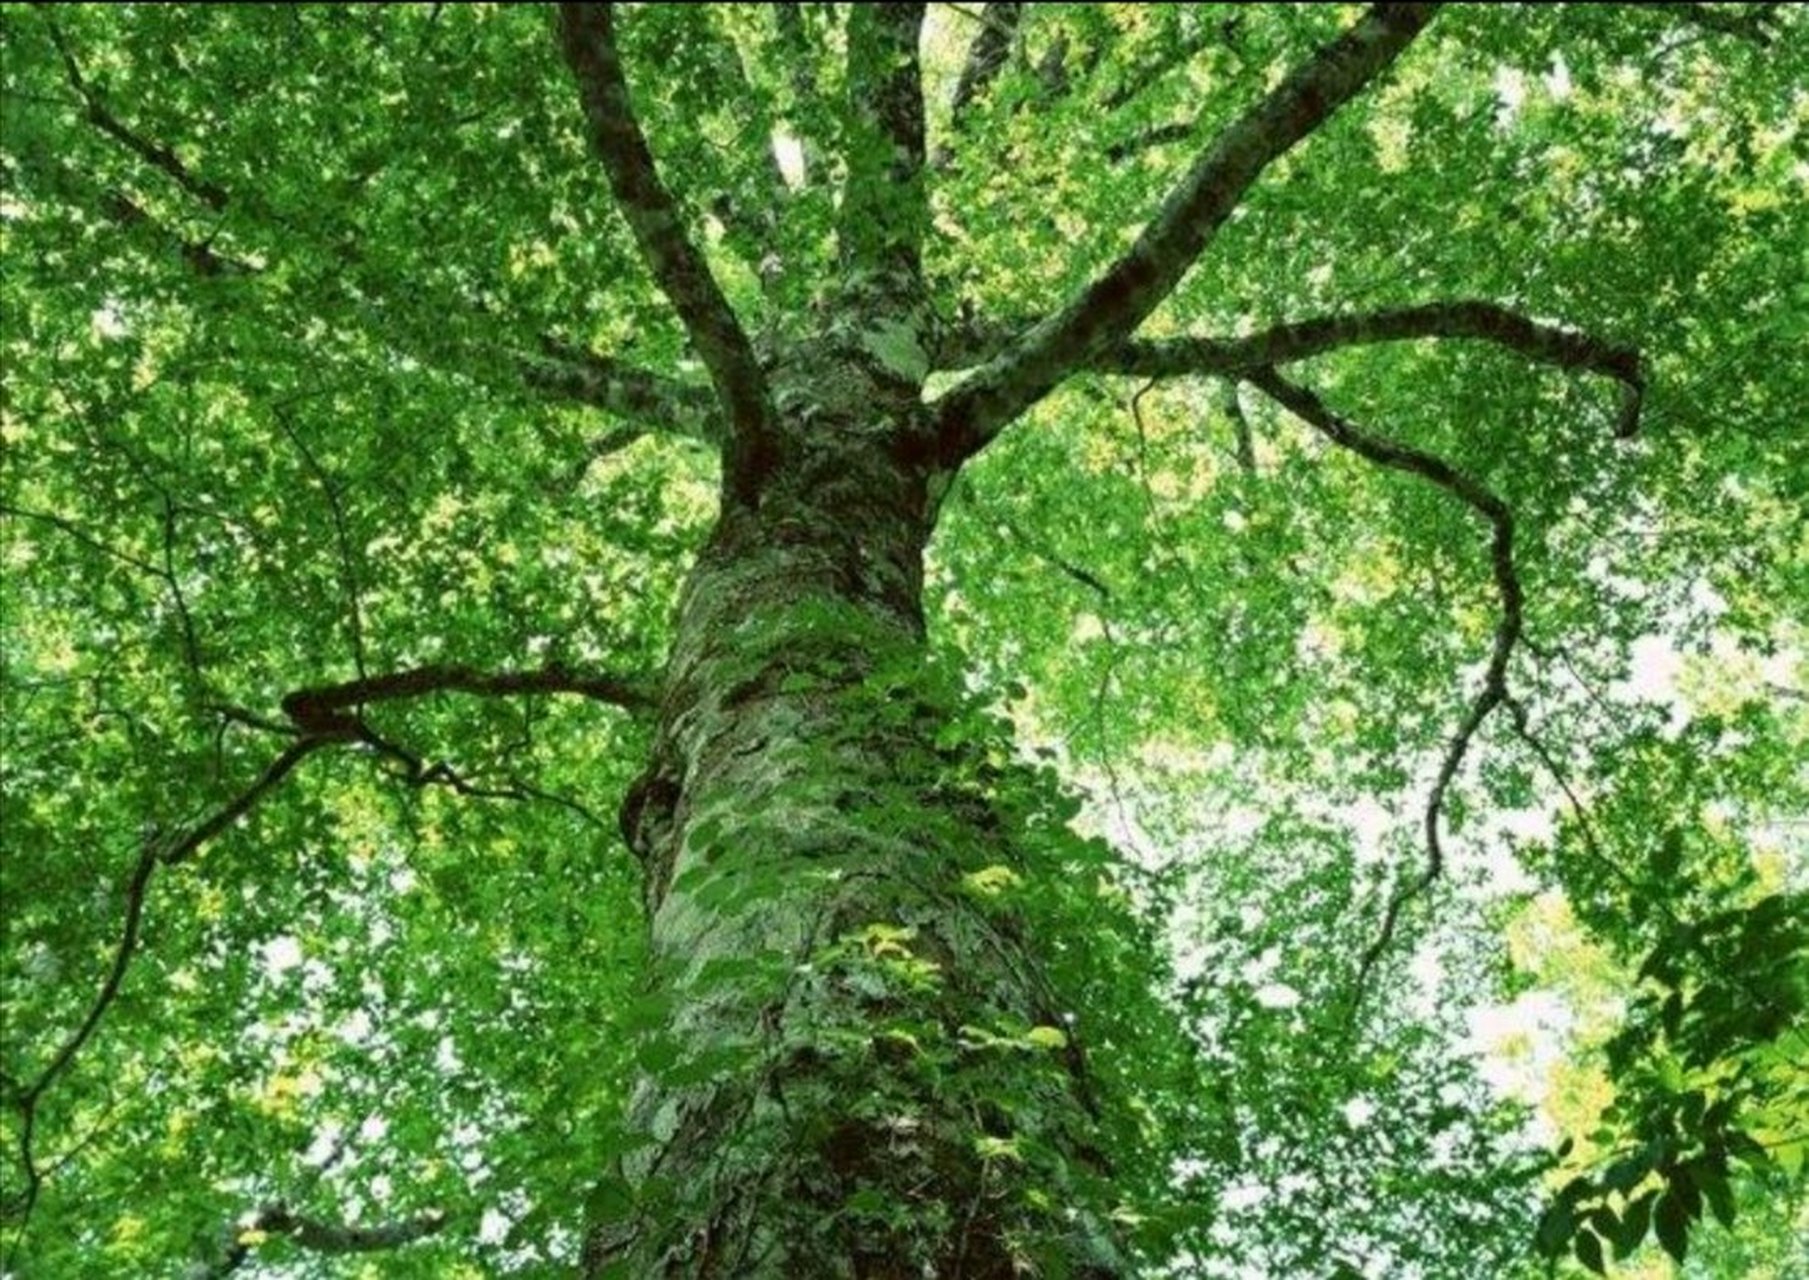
[2,3,1804,1277]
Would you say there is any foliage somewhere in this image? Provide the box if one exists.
[2,3,1806,1277]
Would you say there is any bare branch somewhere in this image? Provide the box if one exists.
[840,3,929,291]
[1244,368,1521,1013]
[1099,300,1645,437]
[555,4,775,504]
[935,3,1439,463]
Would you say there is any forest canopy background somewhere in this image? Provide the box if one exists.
[1,3,1806,1277]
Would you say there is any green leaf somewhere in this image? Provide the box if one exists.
[1613,1190,1654,1259]
[1535,1199,1575,1259]
[1653,1189,1689,1264]
[1696,1160,1737,1231]
[1574,1227,1607,1276]
[1602,1153,1648,1194]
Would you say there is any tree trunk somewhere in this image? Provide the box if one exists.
[588,343,1122,1278]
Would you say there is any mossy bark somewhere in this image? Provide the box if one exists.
[586,349,1123,1278]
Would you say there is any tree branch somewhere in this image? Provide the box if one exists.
[271,404,368,680]
[3,661,652,1227]
[1643,2,1783,47]
[1099,300,1645,437]
[206,1203,448,1276]
[1224,380,1257,474]
[26,109,700,453]
[525,337,726,445]
[3,733,339,1230]
[43,13,229,211]
[772,2,829,191]
[710,14,793,264]
[934,3,1439,463]
[839,3,928,291]
[949,3,1022,126]
[555,4,775,505]
[1243,369,1522,1013]
[279,661,658,733]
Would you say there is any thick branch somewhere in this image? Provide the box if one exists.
[935,3,1438,462]
[950,3,1022,124]
[207,1203,448,1276]
[555,4,774,502]
[526,337,727,445]
[1101,300,1644,437]
[840,3,929,290]
[1244,368,1521,1009]
[772,3,828,190]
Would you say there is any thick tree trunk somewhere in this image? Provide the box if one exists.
[587,345,1122,1277]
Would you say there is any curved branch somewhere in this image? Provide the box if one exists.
[1244,369,1522,1011]
[935,3,1439,463]
[1101,300,1645,437]
[555,4,775,505]
[4,660,652,1227]
[4,733,339,1230]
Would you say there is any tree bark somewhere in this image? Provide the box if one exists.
[588,343,1121,1278]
